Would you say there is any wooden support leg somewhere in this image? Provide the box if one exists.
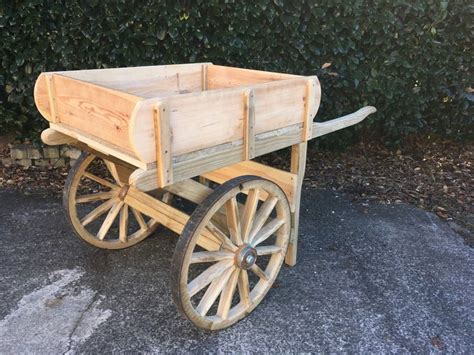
[285,142,307,266]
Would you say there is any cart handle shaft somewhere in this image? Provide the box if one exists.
[311,106,377,139]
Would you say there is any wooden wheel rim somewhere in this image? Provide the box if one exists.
[171,175,291,330]
[63,152,165,249]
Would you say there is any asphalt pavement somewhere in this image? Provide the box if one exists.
[0,187,472,353]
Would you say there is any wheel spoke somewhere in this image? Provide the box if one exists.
[119,204,129,242]
[251,218,285,247]
[225,197,243,246]
[256,245,283,256]
[104,161,121,185]
[248,196,278,243]
[131,207,147,230]
[217,268,240,319]
[196,266,235,316]
[191,251,234,264]
[206,221,238,252]
[238,269,250,306]
[250,264,269,281]
[241,188,260,243]
[97,201,124,240]
[81,198,117,226]
[188,259,234,297]
[82,172,117,190]
[76,191,114,204]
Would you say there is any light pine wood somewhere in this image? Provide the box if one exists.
[207,65,300,89]
[285,142,308,266]
[64,153,163,249]
[153,103,173,187]
[124,185,221,251]
[190,251,234,264]
[41,128,76,145]
[97,201,124,240]
[163,179,212,204]
[45,75,59,123]
[119,204,129,243]
[312,106,377,138]
[248,196,278,242]
[241,188,260,243]
[225,197,243,246]
[171,176,291,330]
[203,160,297,209]
[243,90,255,160]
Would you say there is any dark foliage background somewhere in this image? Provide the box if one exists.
[1,0,472,146]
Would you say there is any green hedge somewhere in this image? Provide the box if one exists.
[1,0,472,145]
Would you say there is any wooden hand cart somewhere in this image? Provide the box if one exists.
[34,63,376,330]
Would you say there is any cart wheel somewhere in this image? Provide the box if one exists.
[171,175,291,330]
[64,152,172,249]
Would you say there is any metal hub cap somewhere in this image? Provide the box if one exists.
[236,244,257,270]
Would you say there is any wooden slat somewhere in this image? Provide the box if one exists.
[302,79,315,141]
[40,128,75,146]
[57,63,210,98]
[203,160,297,210]
[124,186,221,251]
[45,75,59,123]
[285,142,307,267]
[243,90,255,160]
[207,65,300,89]
[50,122,147,170]
[311,106,377,139]
[163,179,212,204]
[153,103,173,187]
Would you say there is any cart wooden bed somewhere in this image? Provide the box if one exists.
[35,63,376,330]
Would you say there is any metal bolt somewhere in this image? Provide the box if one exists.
[245,254,255,265]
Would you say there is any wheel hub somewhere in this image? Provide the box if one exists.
[235,244,257,270]
[118,184,130,200]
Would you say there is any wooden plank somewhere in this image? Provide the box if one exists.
[302,80,315,141]
[124,186,221,251]
[163,179,213,204]
[50,122,148,170]
[207,65,300,89]
[153,103,173,187]
[201,64,208,91]
[285,142,307,267]
[59,63,211,98]
[129,125,302,191]
[311,106,377,139]
[49,74,141,154]
[45,75,59,123]
[203,160,297,210]
[130,76,320,165]
[243,90,255,160]
[40,128,76,145]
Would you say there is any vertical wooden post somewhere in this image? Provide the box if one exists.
[243,89,255,160]
[302,79,315,141]
[45,74,59,123]
[153,103,173,188]
[285,142,307,266]
[201,64,208,91]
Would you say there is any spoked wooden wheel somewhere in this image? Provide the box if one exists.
[171,175,291,330]
[64,152,171,249]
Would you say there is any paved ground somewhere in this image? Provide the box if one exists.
[0,187,472,353]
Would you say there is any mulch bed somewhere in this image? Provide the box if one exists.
[1,139,472,245]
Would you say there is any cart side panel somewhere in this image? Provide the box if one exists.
[60,63,211,98]
[131,77,319,165]
[132,89,246,163]
[35,73,141,155]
